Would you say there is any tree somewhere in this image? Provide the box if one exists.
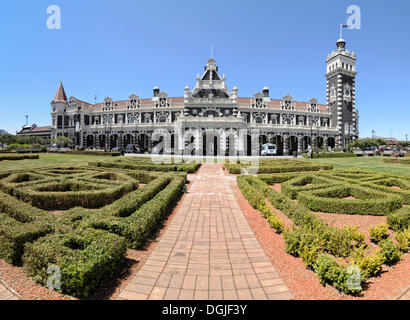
[51,136,73,148]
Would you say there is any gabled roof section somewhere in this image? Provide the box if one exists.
[54,82,68,101]
[201,58,222,81]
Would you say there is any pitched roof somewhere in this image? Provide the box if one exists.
[54,82,68,101]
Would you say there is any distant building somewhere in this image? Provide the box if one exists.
[50,36,359,155]
[16,124,51,139]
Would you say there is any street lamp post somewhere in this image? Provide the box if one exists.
[348,120,351,153]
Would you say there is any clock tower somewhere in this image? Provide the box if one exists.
[326,36,358,148]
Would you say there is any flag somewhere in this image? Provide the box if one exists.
[341,24,348,28]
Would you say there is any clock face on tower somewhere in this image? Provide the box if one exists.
[345,89,350,96]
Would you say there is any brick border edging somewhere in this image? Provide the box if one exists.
[0,277,21,300]
[394,285,410,300]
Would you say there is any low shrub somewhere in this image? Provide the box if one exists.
[387,207,410,231]
[343,226,365,247]
[378,238,402,265]
[395,230,409,252]
[369,224,389,243]
[315,254,362,294]
[267,214,284,234]
[351,246,385,280]
[22,228,127,298]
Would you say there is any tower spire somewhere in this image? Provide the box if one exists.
[210,45,213,59]
[54,82,68,101]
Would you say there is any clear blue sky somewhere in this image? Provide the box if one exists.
[0,0,409,140]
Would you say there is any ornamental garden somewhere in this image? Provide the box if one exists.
[236,161,409,295]
[0,153,409,299]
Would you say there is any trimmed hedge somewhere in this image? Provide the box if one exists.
[0,165,188,297]
[65,150,121,157]
[226,163,332,174]
[297,185,403,215]
[22,228,127,298]
[301,153,357,159]
[13,174,139,210]
[83,176,186,248]
[89,160,200,173]
[0,154,39,161]
[0,191,55,263]
[383,158,410,164]
[281,174,335,199]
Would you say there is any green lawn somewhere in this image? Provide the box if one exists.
[300,156,410,176]
[0,153,114,172]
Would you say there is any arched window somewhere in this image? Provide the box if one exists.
[255,116,263,124]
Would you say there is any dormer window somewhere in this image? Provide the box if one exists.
[103,97,113,111]
[159,97,167,107]
[68,97,77,109]
[308,98,319,113]
[281,95,294,110]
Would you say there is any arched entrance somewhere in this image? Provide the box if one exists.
[273,135,284,156]
[328,137,336,148]
[86,135,94,148]
[289,136,298,155]
[110,134,119,149]
[317,136,324,149]
[203,132,220,156]
[138,134,149,150]
[123,134,133,147]
[225,131,237,157]
[98,135,106,149]
[303,136,311,152]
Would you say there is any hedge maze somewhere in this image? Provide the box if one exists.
[0,159,195,298]
[237,166,410,295]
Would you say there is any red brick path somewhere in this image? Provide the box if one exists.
[117,164,293,300]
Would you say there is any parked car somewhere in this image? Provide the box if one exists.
[111,146,124,153]
[261,143,277,156]
[125,144,142,154]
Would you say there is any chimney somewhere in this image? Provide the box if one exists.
[262,86,269,98]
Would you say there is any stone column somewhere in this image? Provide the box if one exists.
[164,133,171,154]
[312,134,317,148]
[94,134,98,149]
[148,132,153,153]
[323,135,328,149]
[297,135,303,155]
[119,133,124,149]
[283,134,289,155]
[336,134,343,149]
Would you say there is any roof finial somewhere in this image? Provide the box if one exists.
[340,23,348,39]
[211,44,213,59]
